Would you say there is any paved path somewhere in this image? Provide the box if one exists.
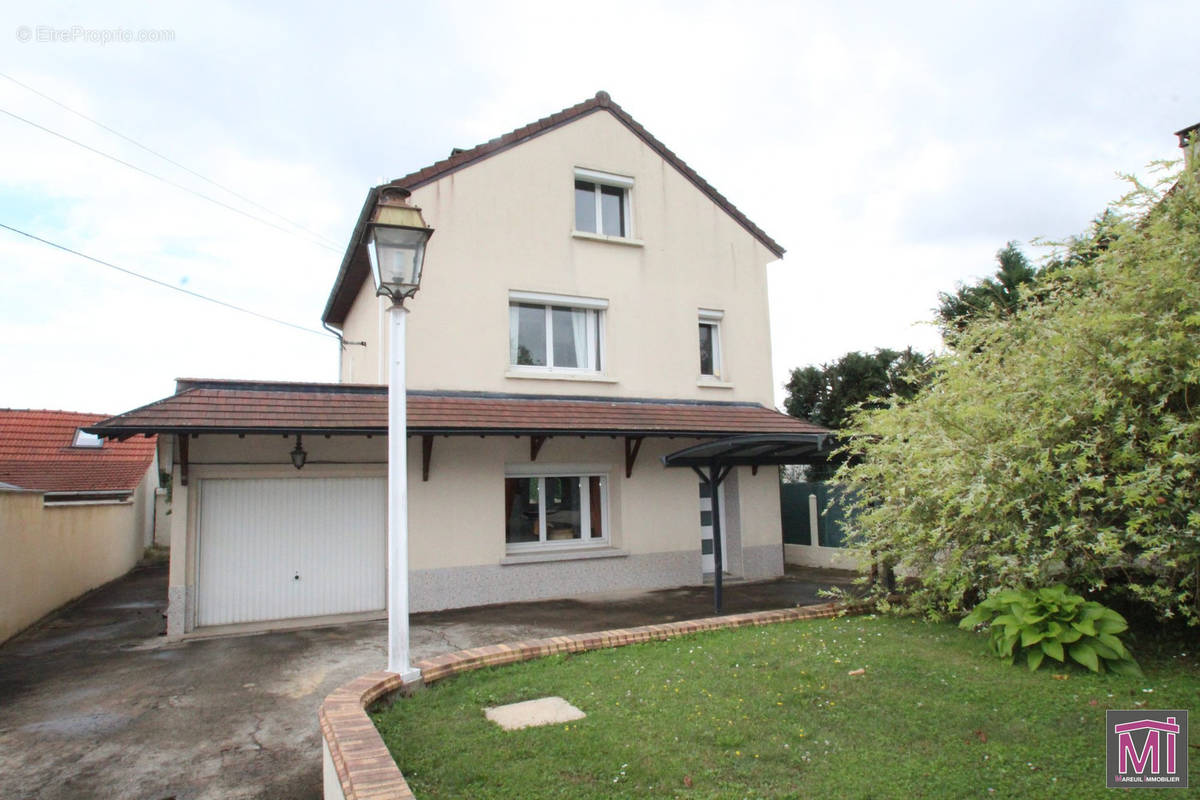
[0,562,855,799]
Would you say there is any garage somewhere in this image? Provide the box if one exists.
[196,476,386,627]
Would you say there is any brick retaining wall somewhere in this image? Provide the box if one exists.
[319,600,873,800]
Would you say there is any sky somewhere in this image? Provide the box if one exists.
[1,0,1197,415]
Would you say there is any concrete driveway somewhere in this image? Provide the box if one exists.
[0,561,855,799]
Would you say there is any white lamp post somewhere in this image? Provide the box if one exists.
[365,185,433,682]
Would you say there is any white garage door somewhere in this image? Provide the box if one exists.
[197,477,386,627]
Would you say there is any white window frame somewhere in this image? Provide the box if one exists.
[504,463,611,553]
[698,308,724,379]
[574,168,634,239]
[509,290,607,374]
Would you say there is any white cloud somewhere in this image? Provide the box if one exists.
[1,0,1197,414]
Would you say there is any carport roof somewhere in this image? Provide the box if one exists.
[87,378,829,439]
[661,433,833,468]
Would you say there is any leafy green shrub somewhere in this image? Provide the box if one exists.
[959,585,1141,675]
[837,159,1200,625]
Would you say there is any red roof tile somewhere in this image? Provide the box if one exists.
[323,91,784,327]
[89,379,828,439]
[0,409,157,493]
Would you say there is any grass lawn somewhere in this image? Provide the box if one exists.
[372,614,1198,799]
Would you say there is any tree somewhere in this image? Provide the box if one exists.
[838,161,1200,625]
[936,241,1039,338]
[938,217,1126,345]
[783,348,930,479]
[784,348,930,430]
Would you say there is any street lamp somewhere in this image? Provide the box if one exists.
[365,185,434,682]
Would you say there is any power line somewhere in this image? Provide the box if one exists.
[0,71,342,249]
[0,222,336,340]
[0,106,341,253]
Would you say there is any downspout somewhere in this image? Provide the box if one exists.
[322,321,345,380]
[323,321,369,383]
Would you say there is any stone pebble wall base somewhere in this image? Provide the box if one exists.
[319,600,874,800]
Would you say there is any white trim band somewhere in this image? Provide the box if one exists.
[508,290,609,310]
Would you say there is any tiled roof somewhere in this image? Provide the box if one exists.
[0,409,157,494]
[88,379,828,439]
[322,91,784,327]
[396,92,784,256]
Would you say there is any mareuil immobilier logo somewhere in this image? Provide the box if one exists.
[1106,710,1188,788]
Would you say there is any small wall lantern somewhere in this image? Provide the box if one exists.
[290,434,307,470]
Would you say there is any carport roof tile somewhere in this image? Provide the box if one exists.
[87,378,828,438]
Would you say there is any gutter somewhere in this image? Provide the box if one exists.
[43,489,134,504]
[320,185,381,327]
[86,425,816,439]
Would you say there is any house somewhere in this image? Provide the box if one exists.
[0,409,158,643]
[90,92,830,639]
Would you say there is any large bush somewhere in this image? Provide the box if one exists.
[840,161,1200,624]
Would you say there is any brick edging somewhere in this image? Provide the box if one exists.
[319,600,873,799]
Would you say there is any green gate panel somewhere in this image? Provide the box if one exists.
[780,483,812,545]
[781,482,855,548]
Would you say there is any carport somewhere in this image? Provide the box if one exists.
[663,433,833,612]
[88,379,834,637]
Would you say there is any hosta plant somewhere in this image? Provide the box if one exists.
[959,585,1142,675]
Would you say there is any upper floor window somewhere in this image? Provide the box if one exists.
[698,309,724,379]
[574,168,633,238]
[509,291,606,373]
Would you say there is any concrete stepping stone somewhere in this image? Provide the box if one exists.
[484,696,586,730]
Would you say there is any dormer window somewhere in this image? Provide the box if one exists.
[72,428,103,448]
[574,168,633,238]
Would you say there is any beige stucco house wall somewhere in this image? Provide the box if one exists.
[133,454,158,547]
[324,108,787,608]
[151,96,793,637]
[0,485,149,643]
[340,110,779,406]
[163,431,780,636]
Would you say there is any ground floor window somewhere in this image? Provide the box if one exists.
[505,471,607,550]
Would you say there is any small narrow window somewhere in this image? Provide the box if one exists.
[698,309,724,379]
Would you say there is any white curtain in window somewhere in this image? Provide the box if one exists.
[571,308,588,369]
[509,305,520,364]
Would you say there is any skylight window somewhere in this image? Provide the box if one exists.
[72,428,103,448]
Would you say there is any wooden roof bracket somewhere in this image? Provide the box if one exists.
[530,435,546,461]
[178,434,190,487]
[624,436,644,478]
[421,435,433,482]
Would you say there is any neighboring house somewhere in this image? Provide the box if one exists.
[0,409,158,643]
[1177,121,1198,150]
[91,92,829,639]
